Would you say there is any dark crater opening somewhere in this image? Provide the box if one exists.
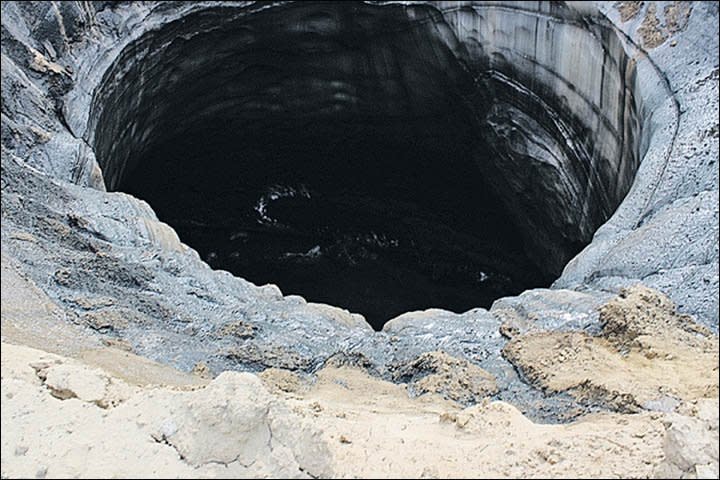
[90,2,642,330]
[123,106,548,330]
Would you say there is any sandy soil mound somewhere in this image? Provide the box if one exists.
[1,335,717,478]
[503,286,719,412]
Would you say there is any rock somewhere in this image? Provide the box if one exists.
[30,356,135,408]
[63,296,116,310]
[136,217,185,253]
[190,362,213,379]
[80,308,133,332]
[101,337,133,352]
[638,3,668,48]
[259,368,309,394]
[615,1,644,22]
[28,48,67,75]
[224,343,316,372]
[394,351,498,405]
[653,399,719,479]
[215,320,256,339]
[305,303,372,331]
[598,286,716,351]
[9,231,38,243]
[158,372,273,465]
[491,288,611,338]
[42,363,108,403]
[503,286,719,410]
[664,2,693,34]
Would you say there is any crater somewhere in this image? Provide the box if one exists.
[88,2,643,330]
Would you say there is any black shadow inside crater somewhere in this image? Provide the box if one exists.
[93,2,642,330]
[122,111,550,330]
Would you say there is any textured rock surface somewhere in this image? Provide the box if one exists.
[1,0,718,425]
